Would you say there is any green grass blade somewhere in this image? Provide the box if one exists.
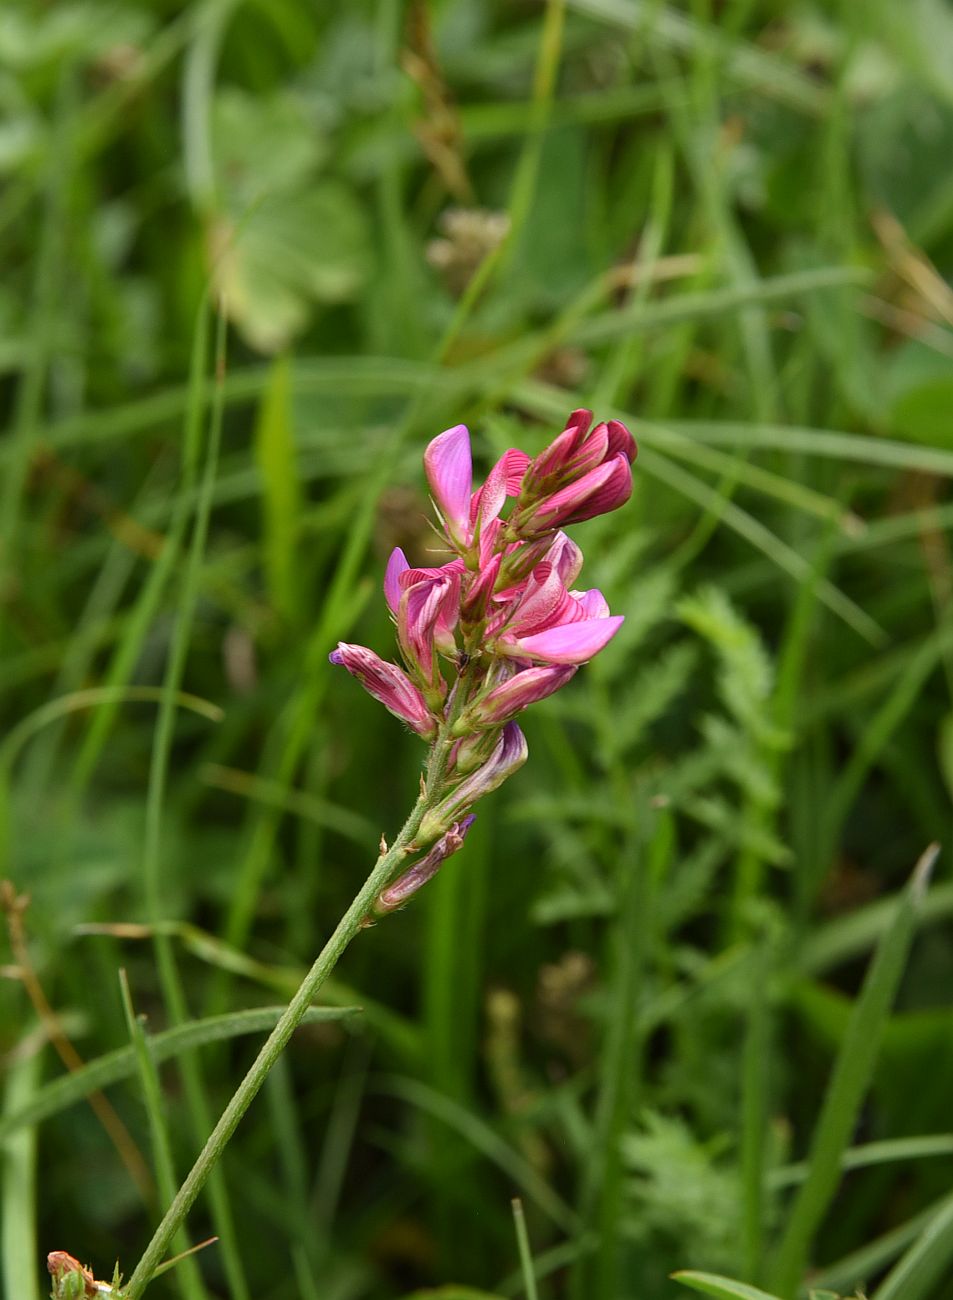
[510,1199,539,1300]
[770,1134,953,1189]
[254,354,301,624]
[567,0,829,114]
[0,1006,359,1139]
[811,1194,949,1295]
[873,1191,953,1300]
[671,1271,784,1300]
[119,971,207,1300]
[380,1076,579,1234]
[769,845,938,1298]
[2,1052,41,1300]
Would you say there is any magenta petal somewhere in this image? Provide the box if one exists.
[475,448,531,526]
[424,424,472,542]
[546,532,584,586]
[606,419,637,463]
[470,664,577,724]
[576,588,610,619]
[329,642,436,736]
[384,547,409,615]
[511,615,624,664]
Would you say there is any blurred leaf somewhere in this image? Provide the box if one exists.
[884,341,953,444]
[938,713,953,801]
[770,846,936,1295]
[254,354,301,621]
[623,1114,744,1274]
[212,87,328,208]
[210,87,369,351]
[857,83,953,243]
[0,1006,360,1138]
[672,1273,783,1300]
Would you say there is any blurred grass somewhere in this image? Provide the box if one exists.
[1,1,953,1298]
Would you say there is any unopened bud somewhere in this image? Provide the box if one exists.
[462,665,576,728]
[419,723,528,841]
[375,816,477,913]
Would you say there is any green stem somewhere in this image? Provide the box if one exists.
[124,713,464,1297]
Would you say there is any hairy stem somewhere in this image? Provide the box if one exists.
[124,703,466,1298]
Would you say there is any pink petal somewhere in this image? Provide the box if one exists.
[509,562,578,636]
[424,424,472,542]
[606,419,637,463]
[566,422,609,476]
[546,532,584,586]
[384,547,409,615]
[472,448,532,527]
[575,588,610,619]
[510,615,624,664]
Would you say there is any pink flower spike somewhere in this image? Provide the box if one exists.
[375,815,476,913]
[384,547,409,616]
[329,643,437,737]
[425,424,473,545]
[466,664,577,727]
[509,615,624,664]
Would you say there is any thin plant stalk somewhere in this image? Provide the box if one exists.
[124,709,463,1298]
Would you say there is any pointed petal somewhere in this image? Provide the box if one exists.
[575,588,610,619]
[384,547,409,615]
[546,532,584,586]
[509,615,624,664]
[606,419,637,463]
[424,424,472,542]
[329,642,437,736]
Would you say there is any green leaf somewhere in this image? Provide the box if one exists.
[671,1271,784,1300]
[873,1190,953,1300]
[209,87,369,352]
[254,354,301,621]
[0,1006,359,1138]
[213,183,370,352]
[398,1291,507,1300]
[768,846,937,1297]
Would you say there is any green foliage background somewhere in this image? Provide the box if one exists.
[2,2,953,1298]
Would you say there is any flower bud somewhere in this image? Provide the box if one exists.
[375,815,477,913]
[461,664,577,728]
[530,454,632,529]
[418,722,528,842]
[329,643,438,738]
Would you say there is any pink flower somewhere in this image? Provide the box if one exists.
[329,643,437,738]
[396,565,461,684]
[516,410,637,534]
[530,454,633,529]
[460,664,577,728]
[424,425,530,549]
[491,562,624,665]
[383,546,409,615]
[424,423,473,547]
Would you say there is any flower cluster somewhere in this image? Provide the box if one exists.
[331,409,636,910]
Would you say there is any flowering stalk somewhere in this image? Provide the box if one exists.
[123,409,634,1296]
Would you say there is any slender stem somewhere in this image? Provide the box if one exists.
[124,705,467,1298]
